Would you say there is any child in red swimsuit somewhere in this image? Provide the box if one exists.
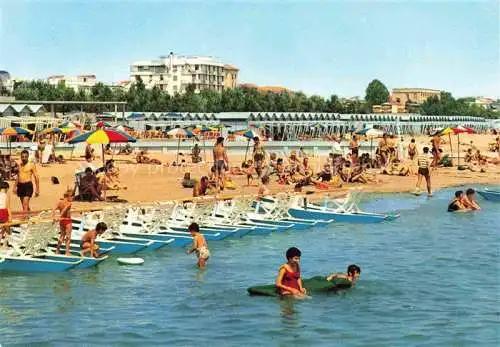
[53,190,73,255]
[275,247,307,298]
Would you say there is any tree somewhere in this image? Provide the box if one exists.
[365,79,389,107]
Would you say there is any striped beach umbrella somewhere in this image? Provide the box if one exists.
[67,128,136,164]
[166,127,195,163]
[0,127,34,136]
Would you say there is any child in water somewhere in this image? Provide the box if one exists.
[80,222,107,258]
[326,264,361,285]
[275,247,307,299]
[186,222,210,269]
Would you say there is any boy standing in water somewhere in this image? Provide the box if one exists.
[53,190,73,255]
[80,222,107,258]
[186,222,210,269]
[326,264,362,285]
[275,247,307,299]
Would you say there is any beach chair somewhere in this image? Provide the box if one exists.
[41,144,53,165]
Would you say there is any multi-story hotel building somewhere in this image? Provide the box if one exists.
[47,74,97,93]
[130,53,238,94]
[391,88,441,105]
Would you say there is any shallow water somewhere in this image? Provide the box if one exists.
[1,187,499,346]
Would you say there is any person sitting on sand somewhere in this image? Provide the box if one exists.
[193,176,210,197]
[79,167,103,201]
[301,157,313,178]
[85,143,95,162]
[191,144,202,163]
[447,190,468,212]
[326,264,361,285]
[98,169,127,193]
[104,144,113,156]
[276,247,307,299]
[317,163,333,182]
[117,144,133,155]
[136,150,162,165]
[80,222,107,258]
[463,188,481,210]
[186,222,210,269]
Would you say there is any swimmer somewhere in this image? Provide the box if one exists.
[447,190,468,212]
[186,222,210,269]
[275,247,307,299]
[326,264,361,285]
[463,188,481,210]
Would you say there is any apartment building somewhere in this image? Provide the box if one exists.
[130,53,238,94]
[47,74,97,93]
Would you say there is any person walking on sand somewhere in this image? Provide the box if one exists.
[213,137,228,191]
[15,150,40,218]
[253,137,266,178]
[416,147,432,196]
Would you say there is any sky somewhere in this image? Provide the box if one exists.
[0,0,498,98]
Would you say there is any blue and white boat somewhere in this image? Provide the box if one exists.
[288,196,399,223]
[34,253,108,270]
[477,189,500,202]
[0,254,83,273]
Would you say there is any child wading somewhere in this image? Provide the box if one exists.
[0,181,12,249]
[80,222,107,258]
[186,222,210,268]
[53,190,73,255]
[275,247,307,299]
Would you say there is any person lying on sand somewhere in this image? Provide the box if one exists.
[326,264,361,285]
[136,151,162,165]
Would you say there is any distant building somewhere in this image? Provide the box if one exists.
[223,64,239,89]
[130,52,238,94]
[239,83,292,94]
[391,88,441,106]
[474,97,494,109]
[47,74,97,93]
[0,70,16,94]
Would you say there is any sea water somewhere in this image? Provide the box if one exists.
[1,187,498,346]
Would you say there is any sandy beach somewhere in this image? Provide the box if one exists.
[7,133,499,215]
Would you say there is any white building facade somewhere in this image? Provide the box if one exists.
[130,53,236,94]
[47,74,97,93]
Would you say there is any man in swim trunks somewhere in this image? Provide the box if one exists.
[253,137,266,178]
[349,135,359,164]
[431,135,441,167]
[213,137,228,190]
[326,264,361,285]
[416,147,432,196]
[80,222,107,258]
[53,190,73,255]
[15,149,40,218]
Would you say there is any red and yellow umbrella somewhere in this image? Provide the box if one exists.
[67,128,136,164]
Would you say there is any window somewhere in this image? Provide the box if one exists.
[195,65,199,70]
[173,76,178,81]
[160,75,164,81]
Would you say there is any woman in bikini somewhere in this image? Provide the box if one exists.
[276,247,307,299]
[186,222,210,269]
[53,190,73,255]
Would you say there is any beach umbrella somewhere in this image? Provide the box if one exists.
[453,126,475,167]
[96,121,112,128]
[67,128,136,165]
[114,124,134,132]
[166,127,195,164]
[356,128,384,157]
[59,120,81,129]
[0,127,34,154]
